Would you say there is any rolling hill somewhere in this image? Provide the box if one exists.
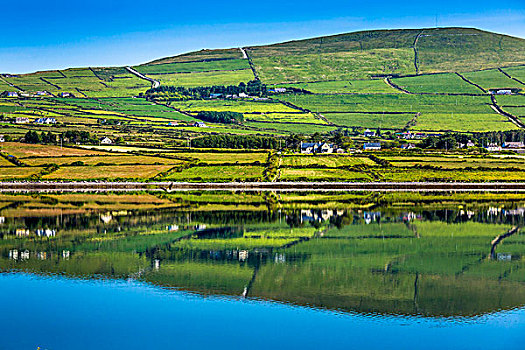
[1,27,525,134]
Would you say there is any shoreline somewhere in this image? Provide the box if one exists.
[3,181,525,192]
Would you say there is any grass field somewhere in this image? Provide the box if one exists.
[324,112,414,129]
[282,155,375,167]
[135,59,250,75]
[252,49,415,83]
[275,79,402,94]
[0,142,111,158]
[44,165,173,180]
[161,165,265,181]
[392,73,482,94]
[148,69,254,87]
[463,69,524,91]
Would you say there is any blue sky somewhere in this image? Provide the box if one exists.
[1,0,524,73]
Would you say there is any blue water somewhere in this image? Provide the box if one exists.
[1,272,524,350]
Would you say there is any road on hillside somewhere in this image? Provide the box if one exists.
[126,66,160,89]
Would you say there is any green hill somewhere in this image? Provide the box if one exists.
[1,27,525,134]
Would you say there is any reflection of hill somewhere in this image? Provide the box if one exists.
[1,207,525,318]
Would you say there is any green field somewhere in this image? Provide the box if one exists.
[392,73,482,94]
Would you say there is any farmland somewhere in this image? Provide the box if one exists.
[1,27,525,183]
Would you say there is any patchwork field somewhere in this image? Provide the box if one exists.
[1,27,525,183]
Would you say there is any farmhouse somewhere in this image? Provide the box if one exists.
[503,142,525,149]
[300,142,334,154]
[99,137,113,145]
[1,91,19,98]
[34,117,56,124]
[15,117,30,124]
[485,143,502,152]
[58,92,74,98]
[363,142,381,150]
[364,129,376,137]
[193,122,208,128]
[400,143,415,150]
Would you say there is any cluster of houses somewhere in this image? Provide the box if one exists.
[165,121,207,128]
[1,90,52,98]
[12,116,56,124]
[395,131,441,139]
[488,89,520,95]
[8,249,71,261]
[300,142,345,154]
[485,141,525,153]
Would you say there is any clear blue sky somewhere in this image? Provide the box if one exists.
[1,0,524,73]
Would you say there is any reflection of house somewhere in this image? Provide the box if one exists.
[100,213,113,223]
[300,142,334,154]
[166,225,179,231]
[0,135,5,142]
[497,253,512,261]
[21,250,30,260]
[62,250,70,259]
[16,229,30,237]
[36,229,56,237]
[9,249,18,260]
[274,253,286,263]
[364,211,381,224]
[300,209,339,223]
[15,117,30,124]
[238,250,249,261]
[400,143,415,150]
[0,216,5,224]
[37,251,47,260]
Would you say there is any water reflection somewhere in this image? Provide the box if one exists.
[1,197,525,318]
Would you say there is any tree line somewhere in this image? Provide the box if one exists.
[145,80,267,100]
[197,111,244,124]
[191,135,279,149]
[23,130,95,145]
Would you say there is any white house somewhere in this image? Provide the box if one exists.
[503,142,525,149]
[300,142,334,154]
[15,117,30,124]
[100,137,113,145]
[363,142,381,150]
[364,129,376,137]
[485,143,502,152]
[34,117,56,124]
[193,122,207,128]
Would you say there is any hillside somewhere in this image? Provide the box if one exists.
[1,27,525,136]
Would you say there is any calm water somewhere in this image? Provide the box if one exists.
[1,197,525,349]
